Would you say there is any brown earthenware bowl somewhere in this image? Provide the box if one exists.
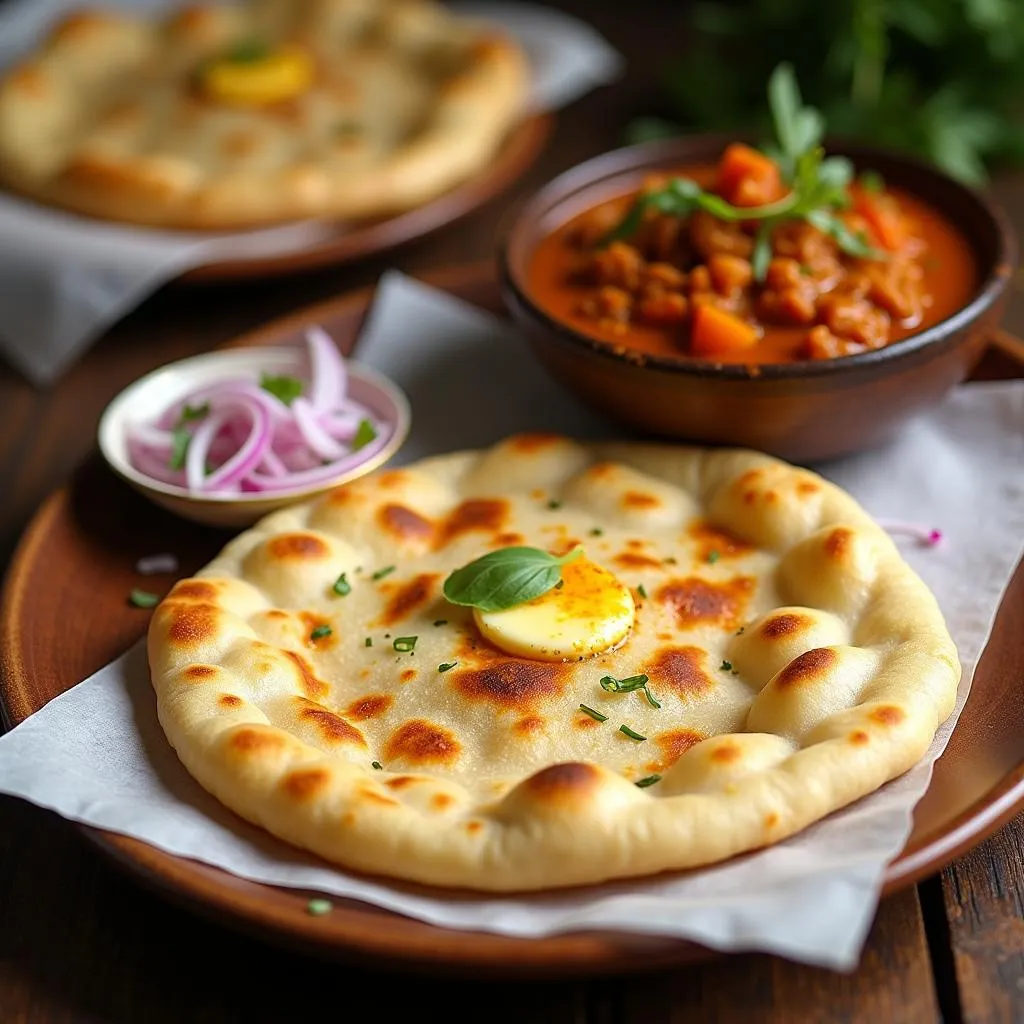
[498,137,1016,463]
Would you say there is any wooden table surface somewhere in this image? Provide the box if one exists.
[1,3,1023,1021]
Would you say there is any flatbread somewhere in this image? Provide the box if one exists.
[148,435,959,891]
[0,0,528,229]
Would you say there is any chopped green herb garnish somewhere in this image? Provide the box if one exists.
[129,588,160,609]
[735,626,746,636]
[180,402,209,422]
[642,687,661,709]
[168,426,191,471]
[663,556,677,565]
[707,550,720,564]
[600,673,651,693]
[600,672,660,710]
[260,373,303,406]
[590,527,604,536]
[393,636,418,653]
[433,619,448,627]
[226,38,270,63]
[579,704,609,723]
[555,579,565,590]
[371,761,383,770]
[306,898,333,916]
[351,418,377,452]
[364,637,372,647]
[798,264,814,277]
[438,661,457,673]
[442,546,583,612]
[720,659,733,672]
[310,624,333,640]
[332,573,351,596]
[637,584,648,599]
[619,724,647,742]
[546,499,562,510]
[635,774,662,788]
[372,566,396,581]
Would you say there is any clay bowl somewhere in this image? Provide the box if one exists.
[498,136,1016,463]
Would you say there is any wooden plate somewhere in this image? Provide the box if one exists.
[179,117,552,283]
[2,264,1023,977]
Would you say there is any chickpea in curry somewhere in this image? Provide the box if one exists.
[527,144,977,364]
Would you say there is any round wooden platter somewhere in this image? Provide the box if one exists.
[2,264,1024,978]
[178,116,552,283]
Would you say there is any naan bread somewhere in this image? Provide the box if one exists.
[148,435,959,891]
[0,0,527,228]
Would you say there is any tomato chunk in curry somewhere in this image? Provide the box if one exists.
[528,145,978,364]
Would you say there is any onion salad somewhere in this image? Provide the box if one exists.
[125,328,391,496]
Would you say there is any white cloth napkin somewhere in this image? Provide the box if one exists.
[0,273,1021,971]
[0,1,622,385]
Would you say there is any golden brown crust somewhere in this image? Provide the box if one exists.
[147,436,959,891]
[0,1,529,229]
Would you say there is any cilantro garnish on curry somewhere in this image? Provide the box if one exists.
[527,64,977,363]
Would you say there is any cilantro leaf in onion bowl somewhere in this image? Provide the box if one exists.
[98,328,410,527]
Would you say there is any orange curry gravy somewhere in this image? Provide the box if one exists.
[527,157,978,365]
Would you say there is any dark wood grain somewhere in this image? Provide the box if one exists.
[614,891,939,1024]
[0,0,1022,1019]
[939,550,1024,1024]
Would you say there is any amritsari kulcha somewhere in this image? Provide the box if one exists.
[0,0,528,229]
[147,435,959,891]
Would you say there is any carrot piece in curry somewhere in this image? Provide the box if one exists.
[715,143,786,208]
[690,304,759,358]
[851,186,909,252]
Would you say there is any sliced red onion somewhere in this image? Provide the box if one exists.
[305,326,346,413]
[185,410,230,493]
[128,440,187,486]
[124,326,392,498]
[129,422,176,452]
[246,429,391,492]
[291,396,346,460]
[258,448,287,477]
[205,398,271,491]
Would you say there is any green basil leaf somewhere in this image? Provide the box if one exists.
[442,546,582,612]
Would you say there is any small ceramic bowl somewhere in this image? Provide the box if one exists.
[498,136,1016,463]
[98,347,410,528]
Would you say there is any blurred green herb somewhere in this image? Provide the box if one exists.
[629,0,1024,185]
